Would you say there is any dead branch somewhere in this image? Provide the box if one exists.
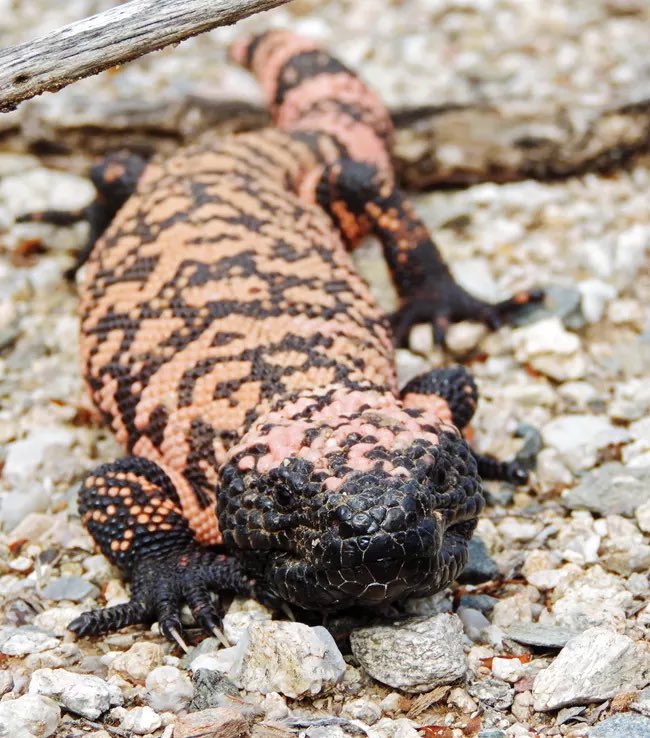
[3,92,648,189]
[0,0,291,113]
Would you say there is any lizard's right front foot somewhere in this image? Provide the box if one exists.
[69,545,256,648]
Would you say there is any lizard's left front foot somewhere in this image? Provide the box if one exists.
[69,545,256,647]
[391,280,544,347]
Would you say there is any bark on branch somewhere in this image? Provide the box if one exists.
[0,0,291,113]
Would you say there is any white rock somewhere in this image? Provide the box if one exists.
[260,692,289,721]
[229,621,345,698]
[0,694,60,738]
[492,657,525,683]
[340,697,382,725]
[112,706,162,736]
[109,642,164,684]
[222,598,273,646]
[578,279,617,323]
[408,323,434,355]
[350,614,467,693]
[145,666,194,713]
[33,607,83,637]
[29,668,123,720]
[444,322,487,355]
[512,317,580,357]
[542,564,633,630]
[492,594,534,628]
[558,381,599,409]
[542,415,630,472]
[190,648,238,674]
[533,627,650,711]
[3,428,74,480]
[636,501,650,533]
[0,628,59,656]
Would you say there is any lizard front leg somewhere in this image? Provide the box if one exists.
[69,456,257,647]
[315,159,543,346]
[402,366,529,485]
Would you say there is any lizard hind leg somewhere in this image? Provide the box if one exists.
[69,456,255,642]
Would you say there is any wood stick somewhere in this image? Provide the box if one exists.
[0,0,291,113]
[5,93,648,189]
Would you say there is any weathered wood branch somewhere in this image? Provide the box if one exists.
[4,92,648,189]
[0,0,291,113]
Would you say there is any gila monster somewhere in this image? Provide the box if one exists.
[23,30,542,646]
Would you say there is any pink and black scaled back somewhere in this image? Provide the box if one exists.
[25,30,540,644]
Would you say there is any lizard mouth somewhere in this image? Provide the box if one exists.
[263,519,475,611]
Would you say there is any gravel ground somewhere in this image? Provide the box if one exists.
[1,1,649,737]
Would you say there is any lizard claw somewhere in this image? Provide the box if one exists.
[391,284,545,348]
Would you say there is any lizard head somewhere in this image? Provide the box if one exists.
[218,389,484,612]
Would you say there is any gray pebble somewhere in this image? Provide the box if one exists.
[350,614,467,693]
[42,576,98,602]
[459,594,499,616]
[562,463,650,517]
[468,678,514,710]
[505,622,581,649]
[589,714,650,738]
[190,670,239,712]
[457,537,500,584]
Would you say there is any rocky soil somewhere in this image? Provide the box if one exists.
[1,1,649,737]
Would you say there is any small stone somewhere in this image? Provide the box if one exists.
[42,576,99,602]
[631,686,650,716]
[0,670,14,696]
[511,691,533,722]
[497,517,542,544]
[0,694,60,738]
[190,647,238,675]
[468,678,514,710]
[29,668,123,720]
[229,621,345,698]
[492,658,525,683]
[589,713,650,737]
[109,642,164,684]
[190,669,239,712]
[505,622,581,649]
[445,322,487,355]
[0,628,59,656]
[145,666,194,713]
[112,706,162,736]
[222,598,273,646]
[457,537,500,584]
[511,317,585,381]
[543,417,630,472]
[491,594,534,628]
[33,607,83,637]
[3,428,74,481]
[174,707,249,738]
[636,501,650,533]
[448,687,478,713]
[408,323,434,355]
[532,627,650,711]
[458,594,499,616]
[350,614,467,693]
[578,279,617,323]
[562,463,650,516]
[341,697,382,724]
[458,606,490,641]
[260,692,289,720]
